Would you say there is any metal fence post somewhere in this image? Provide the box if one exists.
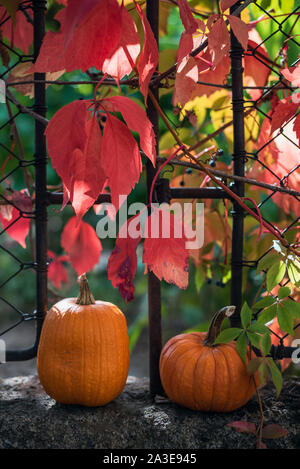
[229,0,245,327]
[146,0,164,396]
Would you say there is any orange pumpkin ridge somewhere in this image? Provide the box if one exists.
[37,274,129,406]
[159,306,258,412]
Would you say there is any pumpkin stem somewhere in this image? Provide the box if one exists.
[76,274,96,305]
[204,305,236,346]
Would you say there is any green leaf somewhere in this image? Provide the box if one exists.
[241,302,252,329]
[248,322,270,335]
[254,296,275,310]
[277,286,291,300]
[248,357,264,375]
[236,332,248,364]
[277,303,294,335]
[287,260,300,287]
[214,328,242,345]
[195,266,204,293]
[257,254,279,273]
[267,359,283,397]
[246,331,261,348]
[266,260,286,292]
[260,333,271,356]
[257,304,277,325]
[282,299,300,319]
[258,362,269,387]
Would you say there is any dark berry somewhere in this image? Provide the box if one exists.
[185,168,192,174]
[216,280,222,286]
[207,278,212,285]
[180,180,185,186]
[209,160,216,167]
[217,149,224,156]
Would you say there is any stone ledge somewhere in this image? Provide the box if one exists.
[0,375,299,449]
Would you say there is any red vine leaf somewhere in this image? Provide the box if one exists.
[177,0,198,33]
[262,424,288,440]
[220,0,239,12]
[135,2,159,102]
[227,15,248,51]
[0,191,32,248]
[270,98,298,135]
[107,220,142,302]
[102,3,140,82]
[48,250,69,289]
[33,0,122,73]
[244,30,271,101]
[0,6,33,53]
[227,421,257,434]
[207,16,230,67]
[142,207,189,289]
[102,95,156,165]
[281,63,300,87]
[101,112,141,212]
[69,113,106,220]
[61,217,102,275]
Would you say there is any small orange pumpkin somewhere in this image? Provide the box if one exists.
[37,274,129,406]
[159,306,257,412]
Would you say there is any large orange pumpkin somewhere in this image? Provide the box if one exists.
[159,306,257,412]
[37,274,129,406]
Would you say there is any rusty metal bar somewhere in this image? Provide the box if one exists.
[229,0,246,327]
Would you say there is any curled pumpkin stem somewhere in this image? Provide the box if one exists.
[204,305,236,346]
[76,274,96,305]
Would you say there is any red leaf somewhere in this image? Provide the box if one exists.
[0,7,33,54]
[227,421,256,434]
[69,113,106,219]
[31,9,66,73]
[142,207,189,289]
[61,217,102,275]
[220,0,239,11]
[270,98,298,135]
[281,63,300,87]
[174,52,230,107]
[33,0,122,73]
[262,424,288,440]
[293,112,300,143]
[227,15,248,51]
[136,2,159,102]
[0,191,32,248]
[102,95,156,165]
[207,17,230,67]
[45,100,89,207]
[177,0,198,33]
[101,113,141,212]
[63,0,99,48]
[102,3,140,82]
[244,30,271,101]
[48,250,69,289]
[107,220,141,302]
[46,96,156,219]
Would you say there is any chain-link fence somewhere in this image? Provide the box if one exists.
[0,0,299,395]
